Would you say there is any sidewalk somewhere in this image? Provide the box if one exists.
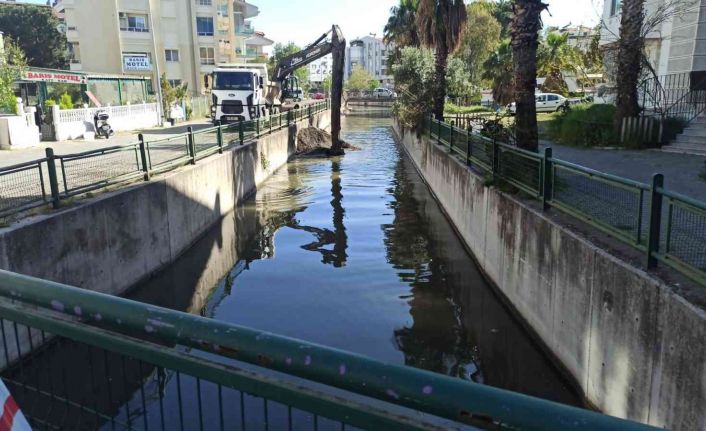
[540,140,706,202]
[0,119,213,169]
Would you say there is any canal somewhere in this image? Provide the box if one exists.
[4,116,581,430]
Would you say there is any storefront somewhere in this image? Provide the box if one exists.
[14,67,151,109]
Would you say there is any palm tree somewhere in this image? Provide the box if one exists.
[483,40,514,106]
[511,0,547,152]
[615,0,645,131]
[416,0,467,121]
[537,32,574,94]
[384,0,420,49]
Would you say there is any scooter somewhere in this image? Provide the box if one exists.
[94,110,114,139]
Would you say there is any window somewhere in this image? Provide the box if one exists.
[536,95,546,102]
[197,0,212,5]
[165,49,180,62]
[68,42,81,64]
[610,0,622,16]
[168,79,182,88]
[213,71,253,90]
[547,95,559,101]
[196,17,214,36]
[119,12,149,32]
[200,47,215,65]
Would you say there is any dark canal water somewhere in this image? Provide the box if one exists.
[6,116,581,430]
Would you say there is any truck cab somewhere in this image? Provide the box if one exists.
[211,64,269,124]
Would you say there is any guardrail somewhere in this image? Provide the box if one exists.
[426,116,706,287]
[0,269,661,430]
[0,100,331,219]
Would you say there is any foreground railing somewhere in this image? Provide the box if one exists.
[0,269,660,430]
[427,116,706,287]
[0,100,331,219]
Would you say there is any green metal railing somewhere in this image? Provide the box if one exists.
[0,100,331,219]
[0,269,661,430]
[426,116,706,287]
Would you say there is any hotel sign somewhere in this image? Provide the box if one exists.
[23,70,87,84]
[123,55,152,71]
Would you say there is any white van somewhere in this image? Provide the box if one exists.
[507,93,567,113]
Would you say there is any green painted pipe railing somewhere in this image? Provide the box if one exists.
[0,269,662,431]
[427,115,706,287]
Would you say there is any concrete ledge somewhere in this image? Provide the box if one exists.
[392,120,705,431]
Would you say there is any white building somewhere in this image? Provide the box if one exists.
[344,36,393,87]
[53,0,272,95]
[600,0,706,79]
[309,55,333,85]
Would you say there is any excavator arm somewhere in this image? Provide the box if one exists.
[266,25,345,105]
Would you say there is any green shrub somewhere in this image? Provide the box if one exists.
[445,102,495,114]
[44,99,56,108]
[59,92,73,110]
[547,104,619,147]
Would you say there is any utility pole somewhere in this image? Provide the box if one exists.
[148,0,165,126]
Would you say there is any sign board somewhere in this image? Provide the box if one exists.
[23,70,87,84]
[123,55,152,72]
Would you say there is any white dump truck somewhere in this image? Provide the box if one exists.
[210,64,269,124]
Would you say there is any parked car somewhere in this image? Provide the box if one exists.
[373,88,396,98]
[507,93,567,114]
[311,92,326,100]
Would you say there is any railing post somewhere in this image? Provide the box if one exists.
[449,124,454,153]
[238,119,244,145]
[542,147,553,210]
[45,148,61,209]
[216,121,223,153]
[138,134,150,181]
[187,126,196,164]
[646,173,664,269]
[492,136,499,180]
[436,119,441,145]
[256,116,260,137]
[465,129,471,166]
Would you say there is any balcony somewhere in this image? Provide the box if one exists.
[235,22,255,36]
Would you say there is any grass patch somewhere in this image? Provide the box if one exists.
[546,104,619,147]
[445,102,495,114]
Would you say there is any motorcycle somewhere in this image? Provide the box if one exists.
[93,110,114,139]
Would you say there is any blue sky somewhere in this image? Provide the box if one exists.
[21,0,604,50]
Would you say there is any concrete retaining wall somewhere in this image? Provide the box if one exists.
[0,110,330,296]
[393,121,705,431]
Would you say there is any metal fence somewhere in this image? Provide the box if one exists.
[0,269,660,431]
[427,116,706,287]
[0,100,331,219]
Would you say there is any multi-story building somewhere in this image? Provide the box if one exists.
[548,25,596,51]
[344,36,393,88]
[309,55,333,86]
[600,0,705,80]
[53,0,271,96]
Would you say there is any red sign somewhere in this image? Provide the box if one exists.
[23,71,87,84]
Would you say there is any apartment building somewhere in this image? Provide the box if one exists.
[344,36,393,88]
[548,25,596,52]
[309,55,333,86]
[53,0,270,95]
[600,0,706,79]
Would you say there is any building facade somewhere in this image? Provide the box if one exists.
[309,55,332,86]
[53,0,270,96]
[600,0,706,80]
[344,36,393,88]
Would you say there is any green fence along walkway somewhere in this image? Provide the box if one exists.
[426,116,706,287]
[0,100,331,219]
[0,269,662,431]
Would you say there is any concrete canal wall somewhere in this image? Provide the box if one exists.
[0,111,330,298]
[393,120,705,431]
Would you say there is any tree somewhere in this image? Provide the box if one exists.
[511,0,547,152]
[416,0,468,120]
[491,0,514,39]
[391,47,435,128]
[0,38,27,114]
[483,40,514,106]
[537,32,576,94]
[322,74,332,96]
[0,4,67,68]
[457,1,502,89]
[614,0,645,130]
[384,0,420,51]
[446,56,476,102]
[346,66,377,92]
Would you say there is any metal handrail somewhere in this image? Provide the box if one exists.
[0,269,661,431]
